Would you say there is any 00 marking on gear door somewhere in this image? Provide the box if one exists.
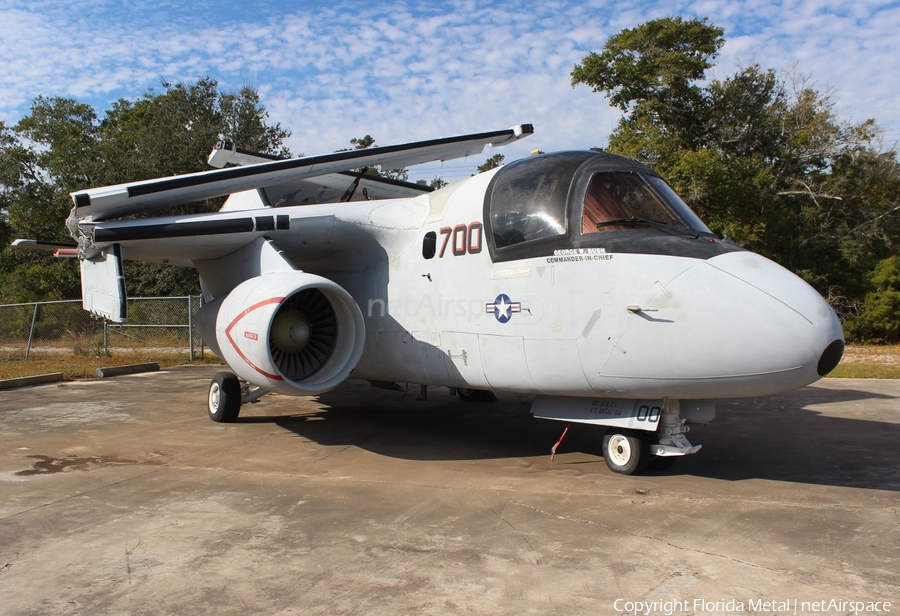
[438,222,483,257]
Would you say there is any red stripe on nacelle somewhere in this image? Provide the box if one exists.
[224,296,286,381]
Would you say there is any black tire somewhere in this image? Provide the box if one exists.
[208,372,241,423]
[602,429,650,475]
[457,388,497,402]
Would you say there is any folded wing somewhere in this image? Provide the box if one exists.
[71,125,533,221]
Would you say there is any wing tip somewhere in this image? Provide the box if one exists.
[514,123,535,137]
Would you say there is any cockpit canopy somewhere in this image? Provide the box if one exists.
[484,151,732,262]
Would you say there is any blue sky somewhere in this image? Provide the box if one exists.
[1,0,898,183]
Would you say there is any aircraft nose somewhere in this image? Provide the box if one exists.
[593,250,844,398]
[705,251,844,376]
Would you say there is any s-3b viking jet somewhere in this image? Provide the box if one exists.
[14,124,844,475]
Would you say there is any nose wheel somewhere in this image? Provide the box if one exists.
[602,429,651,475]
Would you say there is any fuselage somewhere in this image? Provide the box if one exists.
[326,165,843,399]
[97,151,844,400]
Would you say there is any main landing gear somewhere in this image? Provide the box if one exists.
[207,372,269,422]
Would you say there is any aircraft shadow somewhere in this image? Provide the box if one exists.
[669,386,900,490]
[242,380,900,491]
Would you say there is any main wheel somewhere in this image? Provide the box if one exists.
[602,429,650,475]
[208,372,241,423]
[457,388,497,402]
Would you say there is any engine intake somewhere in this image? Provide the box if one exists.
[197,272,365,396]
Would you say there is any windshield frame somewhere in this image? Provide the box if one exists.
[483,151,732,263]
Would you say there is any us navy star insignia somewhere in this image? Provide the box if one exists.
[485,293,521,323]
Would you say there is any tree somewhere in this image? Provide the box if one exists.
[572,17,724,151]
[343,135,448,188]
[97,78,290,189]
[341,135,409,182]
[844,256,900,343]
[0,78,291,301]
[418,177,448,189]
[572,18,900,340]
[477,154,505,173]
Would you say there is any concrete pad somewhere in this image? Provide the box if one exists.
[0,367,897,615]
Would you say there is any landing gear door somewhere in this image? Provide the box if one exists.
[531,396,664,431]
[81,244,127,323]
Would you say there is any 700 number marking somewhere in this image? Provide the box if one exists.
[439,222,483,257]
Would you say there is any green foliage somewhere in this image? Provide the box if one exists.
[340,134,409,182]
[572,16,724,148]
[573,18,900,341]
[0,78,291,301]
[844,256,900,343]
[96,79,289,185]
[477,154,505,173]
[343,135,446,188]
[417,177,449,189]
[349,135,376,150]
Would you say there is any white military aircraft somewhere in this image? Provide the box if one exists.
[14,124,844,474]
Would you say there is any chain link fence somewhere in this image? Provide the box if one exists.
[0,297,205,360]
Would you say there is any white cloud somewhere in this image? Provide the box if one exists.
[1,0,897,172]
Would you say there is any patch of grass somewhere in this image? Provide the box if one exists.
[827,363,900,379]
[0,352,223,381]
[829,344,900,379]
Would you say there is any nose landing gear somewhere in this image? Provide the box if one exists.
[601,400,703,475]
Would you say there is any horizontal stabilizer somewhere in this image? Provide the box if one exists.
[71,124,533,222]
[12,239,79,257]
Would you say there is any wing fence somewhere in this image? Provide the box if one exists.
[0,296,205,360]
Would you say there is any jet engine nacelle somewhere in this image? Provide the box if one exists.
[196,272,365,396]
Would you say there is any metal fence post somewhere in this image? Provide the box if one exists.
[25,302,39,360]
[104,319,109,356]
[199,295,205,359]
[188,295,194,361]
